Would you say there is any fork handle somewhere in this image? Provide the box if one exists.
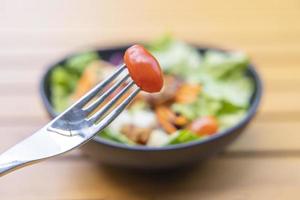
[0,145,38,177]
[0,161,24,177]
[0,151,41,177]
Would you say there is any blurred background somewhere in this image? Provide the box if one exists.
[0,0,300,199]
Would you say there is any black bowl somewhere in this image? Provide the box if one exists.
[40,45,262,170]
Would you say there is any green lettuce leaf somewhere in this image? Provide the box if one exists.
[51,85,70,113]
[148,36,202,80]
[66,52,99,75]
[168,130,200,145]
[203,75,254,108]
[196,50,254,108]
[201,50,249,79]
[51,66,78,92]
[172,94,223,120]
[218,110,247,130]
[99,129,135,145]
[50,52,99,113]
[50,66,78,112]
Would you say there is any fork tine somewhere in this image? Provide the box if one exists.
[75,64,126,108]
[89,80,135,123]
[93,87,140,133]
[84,74,130,113]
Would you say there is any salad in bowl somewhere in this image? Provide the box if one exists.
[50,36,254,148]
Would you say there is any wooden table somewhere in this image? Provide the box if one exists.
[0,0,299,199]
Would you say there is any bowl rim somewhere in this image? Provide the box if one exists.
[40,44,263,152]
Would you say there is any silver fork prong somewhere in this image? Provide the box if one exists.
[93,87,140,133]
[75,64,126,108]
[89,80,135,123]
[0,60,146,176]
[84,74,130,113]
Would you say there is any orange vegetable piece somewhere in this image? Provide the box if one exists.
[188,116,218,136]
[155,106,177,134]
[175,83,202,103]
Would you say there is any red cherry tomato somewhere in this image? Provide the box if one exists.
[188,116,218,136]
[124,45,163,93]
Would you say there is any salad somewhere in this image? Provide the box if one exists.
[50,36,254,147]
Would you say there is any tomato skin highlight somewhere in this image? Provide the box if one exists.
[124,45,163,93]
[188,116,218,136]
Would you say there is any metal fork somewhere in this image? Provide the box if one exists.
[0,64,140,177]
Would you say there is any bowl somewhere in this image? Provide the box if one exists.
[40,45,262,170]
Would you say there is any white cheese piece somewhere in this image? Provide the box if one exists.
[131,110,156,128]
[147,129,170,147]
[109,111,131,134]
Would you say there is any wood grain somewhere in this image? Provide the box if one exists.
[0,0,299,199]
[1,157,300,200]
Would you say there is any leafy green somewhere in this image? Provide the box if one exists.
[168,130,200,145]
[50,66,79,112]
[200,50,249,79]
[50,53,99,113]
[146,34,174,51]
[99,129,135,145]
[66,52,99,75]
[172,94,222,120]
[197,50,254,108]
[172,103,197,120]
[148,36,202,80]
[51,85,70,113]
[51,66,78,92]
[203,75,254,108]
[218,110,246,130]
[218,101,242,114]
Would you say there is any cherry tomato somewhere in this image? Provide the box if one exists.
[188,116,218,136]
[124,45,163,93]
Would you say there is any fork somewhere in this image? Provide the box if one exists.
[0,64,140,177]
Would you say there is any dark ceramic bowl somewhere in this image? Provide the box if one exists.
[40,45,262,170]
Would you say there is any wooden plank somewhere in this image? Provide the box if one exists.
[227,121,300,152]
[0,68,41,85]
[0,156,300,199]
[260,91,300,113]
[0,95,46,119]
[0,1,299,35]
[0,31,300,49]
